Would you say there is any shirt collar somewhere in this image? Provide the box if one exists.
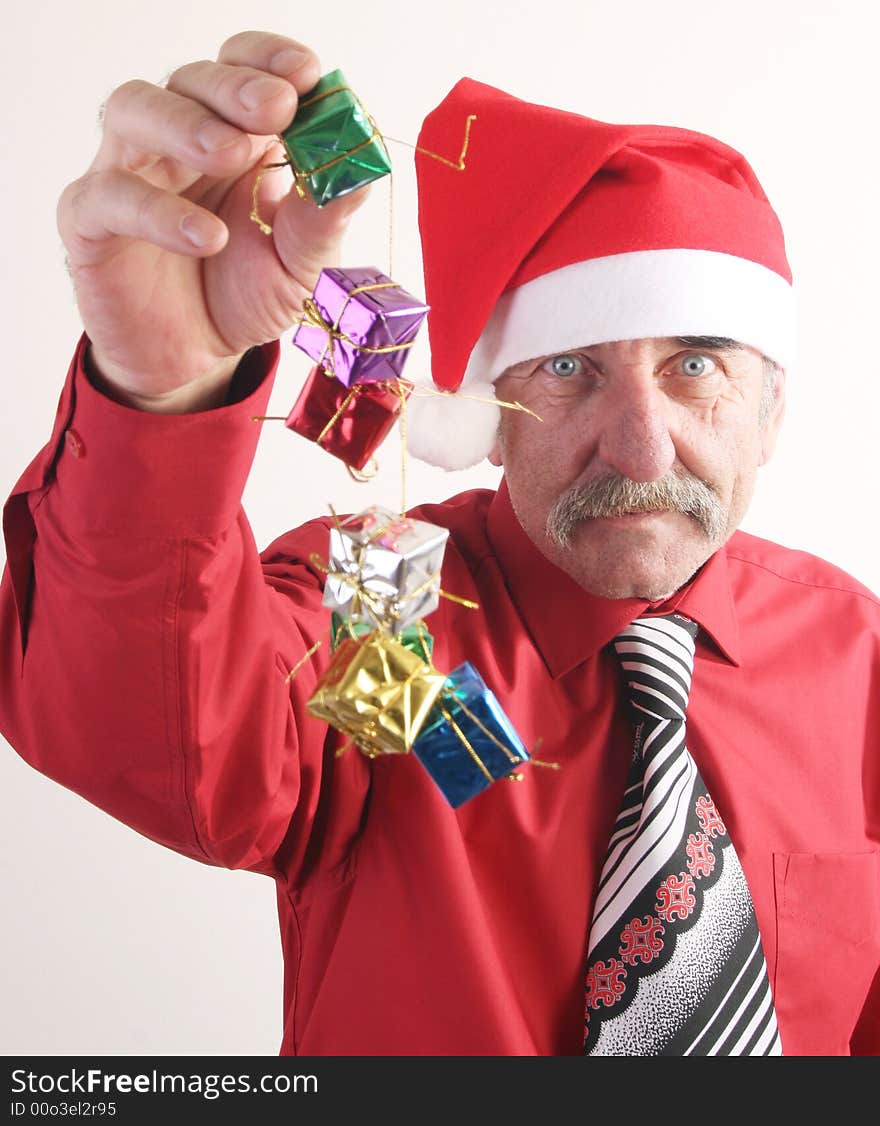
[486,478,741,678]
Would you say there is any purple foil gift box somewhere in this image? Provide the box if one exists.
[293,267,430,387]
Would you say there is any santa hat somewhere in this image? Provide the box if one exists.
[405,78,795,470]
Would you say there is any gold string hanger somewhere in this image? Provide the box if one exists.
[251,81,550,792]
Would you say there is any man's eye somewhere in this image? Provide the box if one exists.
[543,354,585,378]
[679,353,718,377]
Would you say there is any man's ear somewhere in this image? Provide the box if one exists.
[759,365,786,466]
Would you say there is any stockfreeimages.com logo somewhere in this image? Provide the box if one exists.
[11,1068,318,1101]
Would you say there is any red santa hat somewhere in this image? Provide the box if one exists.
[405,78,795,470]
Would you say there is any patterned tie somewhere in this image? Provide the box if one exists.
[583,613,782,1056]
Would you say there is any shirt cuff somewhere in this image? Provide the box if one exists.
[50,335,281,539]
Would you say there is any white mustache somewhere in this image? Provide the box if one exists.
[546,470,727,546]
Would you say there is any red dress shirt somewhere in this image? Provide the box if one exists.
[2,337,879,1056]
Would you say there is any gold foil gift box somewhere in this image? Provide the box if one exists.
[307,631,446,757]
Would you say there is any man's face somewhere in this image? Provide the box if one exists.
[489,336,786,601]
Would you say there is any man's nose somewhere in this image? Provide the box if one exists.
[595,383,676,482]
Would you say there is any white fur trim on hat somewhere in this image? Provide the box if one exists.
[405,380,500,470]
[408,248,796,471]
[463,248,796,385]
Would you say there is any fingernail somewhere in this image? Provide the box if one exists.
[197,120,243,152]
[239,75,288,110]
[269,47,309,76]
[180,212,220,247]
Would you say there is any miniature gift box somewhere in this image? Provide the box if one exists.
[330,613,435,663]
[307,632,446,757]
[322,505,449,634]
[293,267,429,387]
[280,68,392,207]
[413,662,530,808]
[285,365,412,471]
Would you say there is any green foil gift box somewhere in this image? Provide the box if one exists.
[331,614,435,663]
[280,68,392,206]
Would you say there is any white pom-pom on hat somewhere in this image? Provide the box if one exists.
[405,380,500,470]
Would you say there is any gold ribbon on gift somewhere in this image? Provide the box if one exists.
[434,692,559,785]
[310,548,478,633]
[436,695,519,783]
[313,506,480,633]
[284,83,389,201]
[296,283,417,381]
[251,377,536,516]
[312,377,362,444]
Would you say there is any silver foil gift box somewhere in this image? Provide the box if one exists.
[322,506,450,633]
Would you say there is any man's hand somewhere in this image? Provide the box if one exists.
[58,31,368,412]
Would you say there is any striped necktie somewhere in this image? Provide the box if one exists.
[583,613,782,1056]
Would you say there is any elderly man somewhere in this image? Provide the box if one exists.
[1,31,878,1056]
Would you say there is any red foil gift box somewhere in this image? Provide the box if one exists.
[285,365,413,470]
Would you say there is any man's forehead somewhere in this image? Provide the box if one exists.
[571,336,748,354]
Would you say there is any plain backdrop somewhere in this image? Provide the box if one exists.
[1,0,878,1055]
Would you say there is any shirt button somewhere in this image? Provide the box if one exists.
[65,429,85,458]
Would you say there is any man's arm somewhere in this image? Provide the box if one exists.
[0,30,375,877]
[0,336,369,877]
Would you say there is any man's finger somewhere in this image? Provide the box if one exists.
[58,169,228,263]
[164,60,300,141]
[92,79,253,178]
[216,30,322,89]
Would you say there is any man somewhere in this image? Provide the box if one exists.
[1,30,878,1055]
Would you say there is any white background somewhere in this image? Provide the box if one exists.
[1,0,878,1055]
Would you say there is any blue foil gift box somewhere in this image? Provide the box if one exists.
[413,662,529,807]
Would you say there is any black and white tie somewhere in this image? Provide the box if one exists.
[583,613,782,1056]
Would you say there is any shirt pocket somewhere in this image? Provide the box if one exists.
[772,851,880,1055]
